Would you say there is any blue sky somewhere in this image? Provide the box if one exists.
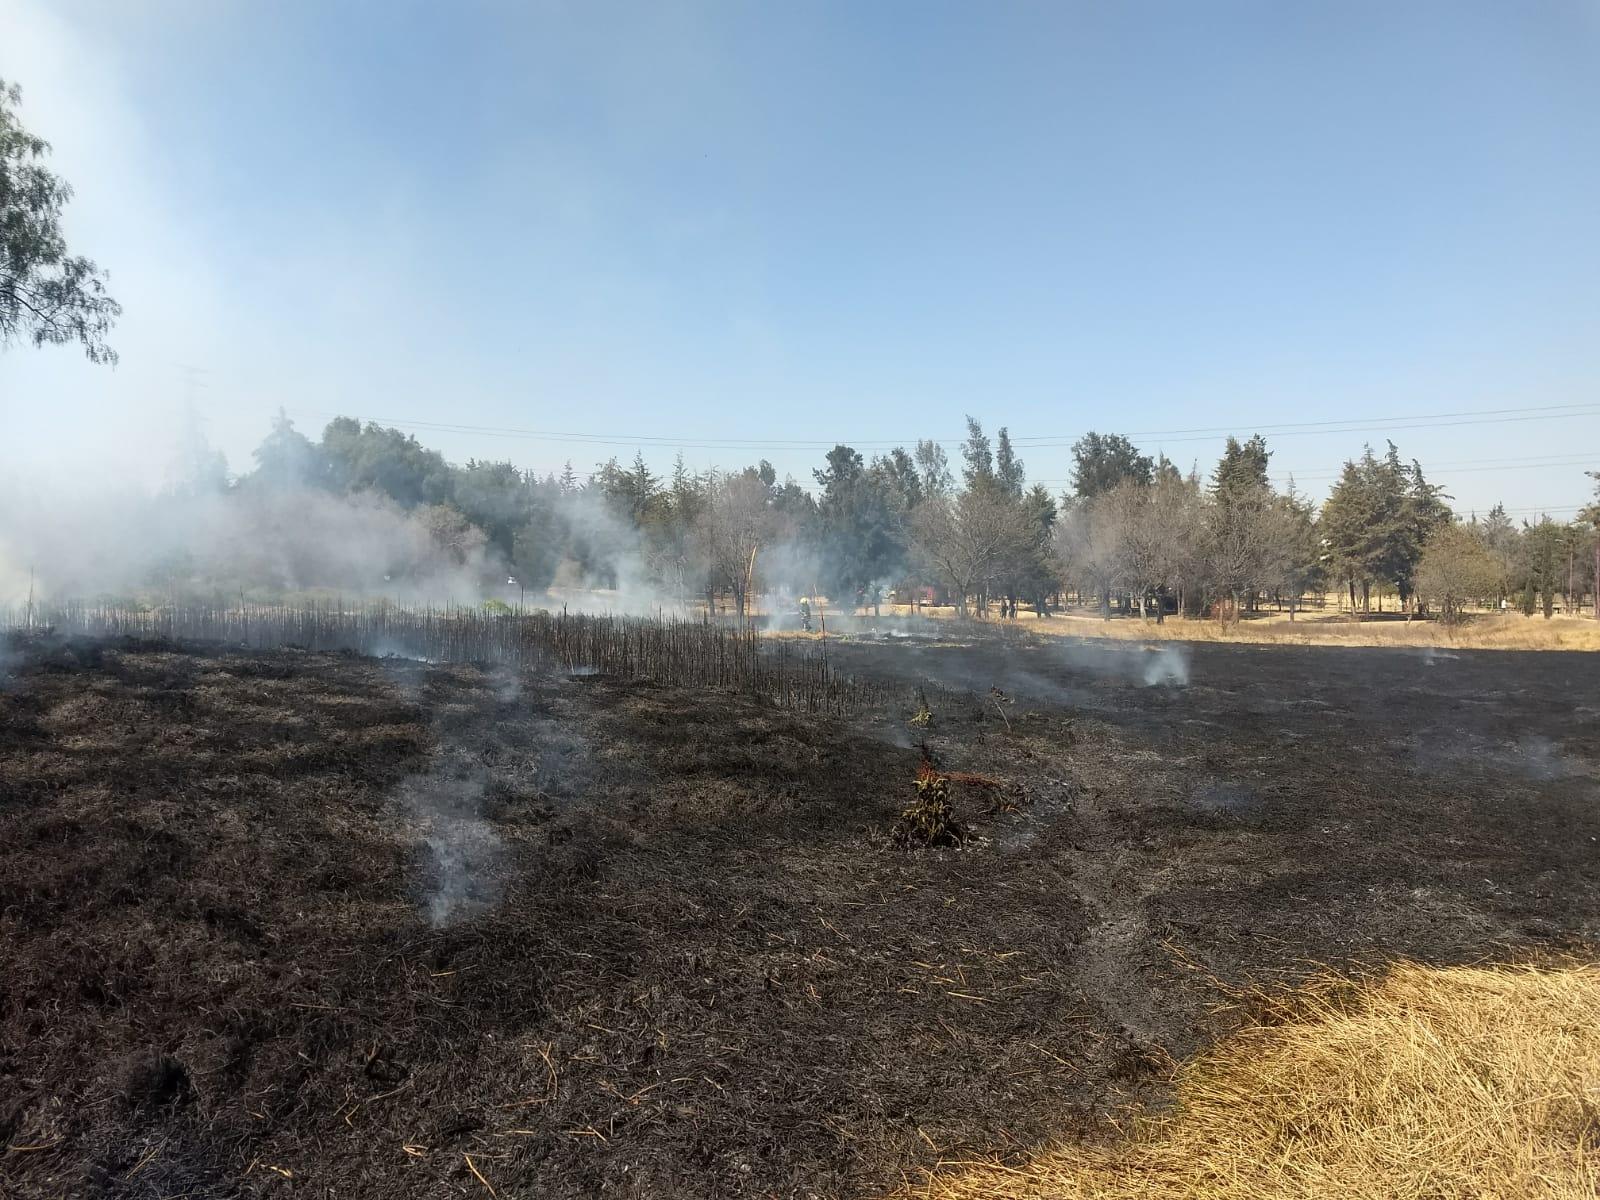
[2,0,1597,516]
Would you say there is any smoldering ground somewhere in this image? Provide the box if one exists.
[399,764,504,928]
[4,631,1600,1200]
[823,625,1194,716]
[380,657,596,929]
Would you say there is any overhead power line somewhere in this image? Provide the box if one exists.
[1028,453,1598,487]
[290,399,1600,454]
[1012,401,1600,444]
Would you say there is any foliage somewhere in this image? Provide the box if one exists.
[914,439,954,500]
[1415,524,1500,622]
[1211,434,1271,506]
[138,410,1595,623]
[813,445,906,603]
[0,79,120,363]
[1320,443,1450,609]
[1070,432,1154,499]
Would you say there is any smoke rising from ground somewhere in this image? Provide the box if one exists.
[1141,645,1191,687]
[398,759,505,928]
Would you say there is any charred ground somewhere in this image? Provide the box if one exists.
[1,633,1597,1198]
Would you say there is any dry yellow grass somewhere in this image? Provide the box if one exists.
[1037,610,1600,651]
[868,604,1600,651]
[896,961,1600,1200]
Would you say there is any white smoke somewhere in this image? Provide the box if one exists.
[1141,644,1191,687]
[0,481,499,607]
[400,767,504,928]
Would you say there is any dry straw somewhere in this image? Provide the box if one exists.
[898,961,1600,1200]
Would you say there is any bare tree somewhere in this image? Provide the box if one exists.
[1055,497,1122,618]
[1100,480,1181,620]
[697,470,773,618]
[1203,486,1304,621]
[912,489,1026,616]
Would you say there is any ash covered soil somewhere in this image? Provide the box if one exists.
[2,633,1598,1199]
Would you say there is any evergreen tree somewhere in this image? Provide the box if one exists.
[1069,432,1153,498]
[249,409,322,491]
[960,416,995,491]
[995,427,1026,498]
[590,457,630,512]
[1012,483,1061,614]
[1211,435,1271,507]
[511,479,567,594]
[1480,503,1519,603]
[1319,442,1443,611]
[914,439,954,500]
[455,459,529,560]
[1393,454,1451,604]
[624,451,661,523]
[814,444,905,605]
[876,447,924,511]
[1276,479,1324,616]
[1528,517,1562,619]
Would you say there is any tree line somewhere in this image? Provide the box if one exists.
[226,411,1600,621]
[6,77,1597,624]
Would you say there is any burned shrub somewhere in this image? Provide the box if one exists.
[893,761,964,848]
[909,689,932,728]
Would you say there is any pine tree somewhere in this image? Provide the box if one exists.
[625,451,660,522]
[995,428,1026,498]
[670,452,693,500]
[1318,442,1445,612]
[914,439,954,499]
[1211,435,1271,507]
[1481,503,1519,603]
[1530,517,1560,619]
[961,416,995,491]
[1319,453,1380,609]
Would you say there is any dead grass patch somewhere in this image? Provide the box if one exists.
[878,605,1600,652]
[896,960,1600,1200]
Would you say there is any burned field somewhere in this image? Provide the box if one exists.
[2,633,1598,1199]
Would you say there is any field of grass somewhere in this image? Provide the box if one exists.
[899,961,1600,1200]
[858,603,1600,651]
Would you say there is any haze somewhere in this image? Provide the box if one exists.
[2,0,1598,515]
